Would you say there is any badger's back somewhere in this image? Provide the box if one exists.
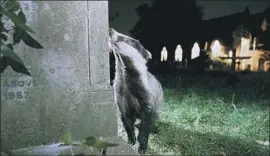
[146,72,164,117]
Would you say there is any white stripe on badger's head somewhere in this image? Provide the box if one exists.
[109,28,152,64]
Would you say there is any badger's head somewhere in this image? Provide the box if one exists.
[109,28,152,64]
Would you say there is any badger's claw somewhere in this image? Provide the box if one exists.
[138,145,147,155]
[128,135,136,145]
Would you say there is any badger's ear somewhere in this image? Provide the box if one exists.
[109,27,115,34]
[146,49,152,60]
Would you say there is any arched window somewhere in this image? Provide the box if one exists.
[210,40,222,59]
[191,42,200,59]
[174,44,183,62]
[161,47,168,62]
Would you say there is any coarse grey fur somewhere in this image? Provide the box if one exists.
[109,28,164,154]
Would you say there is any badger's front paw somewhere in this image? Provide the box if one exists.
[138,144,147,155]
[128,135,136,145]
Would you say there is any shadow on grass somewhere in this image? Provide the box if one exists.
[147,121,269,156]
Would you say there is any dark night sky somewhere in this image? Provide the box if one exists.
[109,0,269,36]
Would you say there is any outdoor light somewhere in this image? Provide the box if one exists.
[161,47,168,62]
[191,42,200,59]
[174,44,183,62]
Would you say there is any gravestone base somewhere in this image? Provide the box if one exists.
[104,136,138,155]
[6,136,138,155]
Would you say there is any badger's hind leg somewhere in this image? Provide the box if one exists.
[137,112,155,154]
[121,115,136,145]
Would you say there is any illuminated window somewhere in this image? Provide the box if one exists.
[204,41,208,51]
[228,50,233,57]
[253,37,256,51]
[240,37,250,56]
[161,47,168,62]
[210,40,222,59]
[174,44,183,62]
[261,17,267,32]
[191,42,200,59]
[228,50,233,64]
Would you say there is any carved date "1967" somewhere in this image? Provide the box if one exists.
[4,92,29,100]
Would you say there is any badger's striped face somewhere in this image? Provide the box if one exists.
[109,28,152,62]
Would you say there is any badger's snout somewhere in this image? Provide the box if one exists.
[108,28,115,52]
[109,27,114,37]
[109,27,117,41]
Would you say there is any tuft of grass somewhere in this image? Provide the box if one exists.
[147,71,270,156]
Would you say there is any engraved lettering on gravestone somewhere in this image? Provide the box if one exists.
[1,1,38,104]
[1,79,35,87]
[1,1,38,39]
[2,67,36,101]
[19,1,38,24]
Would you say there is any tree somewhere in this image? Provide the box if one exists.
[130,0,204,64]
[109,12,119,23]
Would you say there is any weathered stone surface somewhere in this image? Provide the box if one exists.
[11,142,101,155]
[1,0,118,151]
[11,136,138,155]
[104,136,139,155]
[88,1,112,91]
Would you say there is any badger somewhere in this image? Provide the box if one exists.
[108,28,164,154]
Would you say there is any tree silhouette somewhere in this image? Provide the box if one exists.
[109,12,119,23]
[130,0,204,64]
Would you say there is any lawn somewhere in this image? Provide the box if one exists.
[146,71,270,156]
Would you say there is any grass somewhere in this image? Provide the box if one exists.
[146,70,270,156]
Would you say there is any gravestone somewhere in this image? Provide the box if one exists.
[1,1,135,154]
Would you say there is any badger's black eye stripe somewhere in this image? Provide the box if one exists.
[118,36,124,42]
